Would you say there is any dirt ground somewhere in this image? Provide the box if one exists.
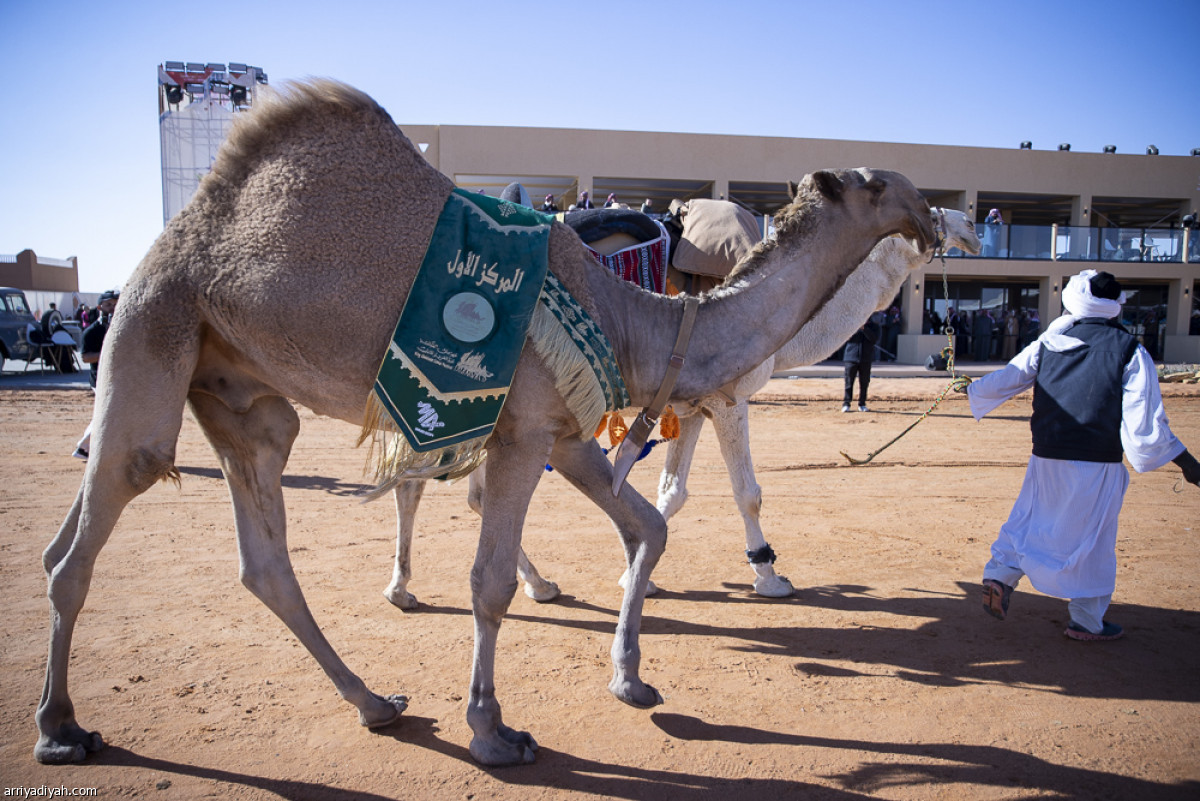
[2,377,1198,800]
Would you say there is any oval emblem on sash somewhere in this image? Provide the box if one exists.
[442,292,496,343]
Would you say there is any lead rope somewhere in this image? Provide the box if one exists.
[841,210,964,466]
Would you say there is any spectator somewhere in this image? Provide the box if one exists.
[72,290,119,460]
[841,315,881,413]
[541,194,558,213]
[982,208,1004,256]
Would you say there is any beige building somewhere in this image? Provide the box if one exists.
[401,124,1200,364]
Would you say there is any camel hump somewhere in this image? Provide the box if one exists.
[209,79,404,187]
[671,199,762,278]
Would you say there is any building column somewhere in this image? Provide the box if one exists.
[1163,278,1200,362]
[964,190,979,220]
[901,272,924,334]
[1071,194,1092,227]
[1040,272,1065,325]
[576,175,594,207]
[712,178,729,201]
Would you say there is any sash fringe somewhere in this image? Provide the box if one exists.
[527,302,609,439]
[357,396,487,501]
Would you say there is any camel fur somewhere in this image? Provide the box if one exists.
[35,79,933,768]
[383,210,979,608]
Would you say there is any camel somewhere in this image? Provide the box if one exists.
[382,209,980,609]
[34,80,933,768]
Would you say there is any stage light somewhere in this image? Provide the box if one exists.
[165,85,183,105]
[231,85,248,105]
[1146,145,1159,155]
[1103,145,1116,153]
[1058,143,1071,151]
[1019,141,1032,149]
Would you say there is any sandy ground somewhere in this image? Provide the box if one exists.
[2,377,1198,800]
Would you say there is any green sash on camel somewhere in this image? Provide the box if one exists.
[361,188,628,487]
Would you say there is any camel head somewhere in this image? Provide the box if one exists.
[932,208,981,256]
[782,168,934,254]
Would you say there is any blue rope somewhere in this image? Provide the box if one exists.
[545,438,662,472]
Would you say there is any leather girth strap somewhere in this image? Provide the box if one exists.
[611,296,701,495]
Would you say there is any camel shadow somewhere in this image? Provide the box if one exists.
[650,712,1198,800]
[502,581,1200,703]
[84,711,1197,800]
[176,465,369,497]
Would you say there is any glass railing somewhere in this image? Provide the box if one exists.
[944,224,1192,262]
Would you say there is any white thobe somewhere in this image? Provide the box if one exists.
[967,334,1184,599]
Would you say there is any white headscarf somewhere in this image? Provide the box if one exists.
[1061,269,1125,319]
[1041,270,1125,351]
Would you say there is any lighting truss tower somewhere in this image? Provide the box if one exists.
[158,61,268,225]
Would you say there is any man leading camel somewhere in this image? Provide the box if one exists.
[955,270,1200,641]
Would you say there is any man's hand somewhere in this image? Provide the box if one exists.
[950,375,973,394]
[1173,450,1200,487]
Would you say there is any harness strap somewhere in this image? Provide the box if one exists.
[611,296,701,495]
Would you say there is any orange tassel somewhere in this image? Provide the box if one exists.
[660,407,680,439]
[607,411,628,447]
[594,415,609,440]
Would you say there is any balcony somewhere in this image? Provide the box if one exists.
[943,224,1196,263]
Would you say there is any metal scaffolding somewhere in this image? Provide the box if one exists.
[158,61,267,225]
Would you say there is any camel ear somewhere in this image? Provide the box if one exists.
[863,175,887,203]
[786,180,800,200]
[812,170,844,202]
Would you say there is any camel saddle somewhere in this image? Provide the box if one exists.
[563,208,670,294]
[664,198,762,294]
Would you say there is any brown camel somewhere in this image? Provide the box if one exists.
[35,80,933,768]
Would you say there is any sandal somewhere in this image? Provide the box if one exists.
[982,579,1013,620]
[1065,621,1123,641]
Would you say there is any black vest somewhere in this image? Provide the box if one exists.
[1031,317,1138,463]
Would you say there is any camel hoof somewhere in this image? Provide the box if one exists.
[618,572,659,596]
[469,724,538,766]
[609,678,664,709]
[34,727,104,764]
[360,693,408,729]
[754,575,795,598]
[383,586,419,611]
[524,580,560,603]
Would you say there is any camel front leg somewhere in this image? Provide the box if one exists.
[190,393,407,730]
[467,435,551,766]
[550,436,665,710]
[709,399,793,597]
[37,382,188,763]
[384,481,425,610]
[655,408,705,523]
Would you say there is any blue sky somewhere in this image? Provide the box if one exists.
[2,0,1197,292]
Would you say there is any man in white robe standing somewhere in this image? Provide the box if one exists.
[954,269,1200,641]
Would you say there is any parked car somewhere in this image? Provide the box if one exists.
[0,286,37,371]
[0,287,80,373]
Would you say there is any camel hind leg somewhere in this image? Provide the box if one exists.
[188,392,407,729]
[469,466,560,602]
[384,481,426,610]
[384,467,559,610]
[36,331,193,764]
